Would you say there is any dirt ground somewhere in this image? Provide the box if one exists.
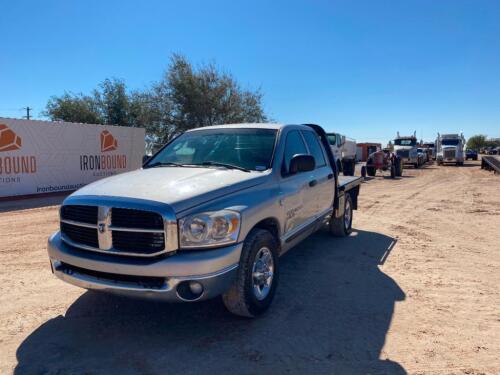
[1,160,499,375]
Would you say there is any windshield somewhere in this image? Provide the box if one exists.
[441,139,459,146]
[145,128,278,171]
[423,143,434,148]
[394,138,416,146]
[327,134,337,145]
[417,148,423,152]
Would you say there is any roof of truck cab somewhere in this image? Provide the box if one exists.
[185,123,310,132]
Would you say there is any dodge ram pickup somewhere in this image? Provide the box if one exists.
[48,123,362,317]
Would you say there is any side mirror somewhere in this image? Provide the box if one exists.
[289,154,315,174]
[341,135,346,145]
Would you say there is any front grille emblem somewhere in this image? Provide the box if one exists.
[98,223,106,233]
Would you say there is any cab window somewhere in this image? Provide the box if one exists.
[282,130,308,175]
[301,130,326,168]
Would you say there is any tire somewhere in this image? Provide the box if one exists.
[222,229,279,318]
[390,165,396,178]
[330,193,353,237]
[414,162,419,169]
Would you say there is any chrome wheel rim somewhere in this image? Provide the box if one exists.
[344,198,352,230]
[252,247,274,300]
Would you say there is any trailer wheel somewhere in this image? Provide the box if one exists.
[361,166,367,178]
[222,229,279,318]
[330,193,353,237]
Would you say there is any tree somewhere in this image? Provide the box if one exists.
[466,135,488,150]
[44,55,268,146]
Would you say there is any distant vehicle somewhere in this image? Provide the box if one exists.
[465,149,478,161]
[422,142,436,160]
[326,132,357,176]
[489,147,500,155]
[361,149,403,178]
[393,131,420,168]
[417,148,428,164]
[436,133,466,166]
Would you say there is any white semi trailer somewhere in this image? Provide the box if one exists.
[436,133,466,166]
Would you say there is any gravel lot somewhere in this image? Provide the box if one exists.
[1,160,499,375]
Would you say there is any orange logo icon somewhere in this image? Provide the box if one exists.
[0,124,22,152]
[100,130,118,152]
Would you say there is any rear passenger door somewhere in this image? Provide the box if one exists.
[301,130,335,216]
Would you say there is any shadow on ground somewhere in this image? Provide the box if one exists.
[0,194,67,213]
[15,229,405,375]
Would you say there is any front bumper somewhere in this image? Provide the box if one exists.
[47,231,241,302]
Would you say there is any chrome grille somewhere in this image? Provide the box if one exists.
[444,149,456,159]
[60,204,172,257]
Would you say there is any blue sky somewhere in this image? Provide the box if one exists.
[1,0,499,144]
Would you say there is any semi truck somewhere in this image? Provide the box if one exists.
[393,131,421,168]
[326,132,357,176]
[47,123,362,317]
[436,133,466,166]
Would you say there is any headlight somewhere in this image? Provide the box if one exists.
[179,210,241,249]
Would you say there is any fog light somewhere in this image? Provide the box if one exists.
[176,280,204,301]
[189,281,203,295]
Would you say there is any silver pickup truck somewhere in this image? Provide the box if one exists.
[47,123,362,317]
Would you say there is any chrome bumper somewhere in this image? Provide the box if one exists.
[47,231,241,302]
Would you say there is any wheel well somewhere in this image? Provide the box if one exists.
[253,218,280,244]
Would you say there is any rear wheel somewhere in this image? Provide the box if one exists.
[330,193,353,237]
[222,229,279,317]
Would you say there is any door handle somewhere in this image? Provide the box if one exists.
[327,173,334,179]
[309,179,317,187]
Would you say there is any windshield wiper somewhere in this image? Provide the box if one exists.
[201,161,251,173]
[144,162,185,169]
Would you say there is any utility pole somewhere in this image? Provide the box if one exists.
[23,106,32,120]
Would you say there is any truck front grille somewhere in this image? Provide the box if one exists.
[112,231,165,254]
[61,205,98,224]
[111,208,163,229]
[60,222,99,248]
[444,149,456,159]
[60,205,169,257]
[396,150,409,158]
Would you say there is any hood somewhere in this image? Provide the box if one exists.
[71,167,269,213]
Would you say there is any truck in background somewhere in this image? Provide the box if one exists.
[422,142,436,160]
[326,132,357,176]
[393,131,420,168]
[436,133,466,166]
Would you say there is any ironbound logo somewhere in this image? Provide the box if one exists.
[80,130,127,171]
[0,124,37,176]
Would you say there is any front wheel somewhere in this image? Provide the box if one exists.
[390,165,396,178]
[222,229,279,317]
[330,193,353,237]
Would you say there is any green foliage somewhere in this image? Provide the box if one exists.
[44,55,268,148]
[467,134,488,150]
